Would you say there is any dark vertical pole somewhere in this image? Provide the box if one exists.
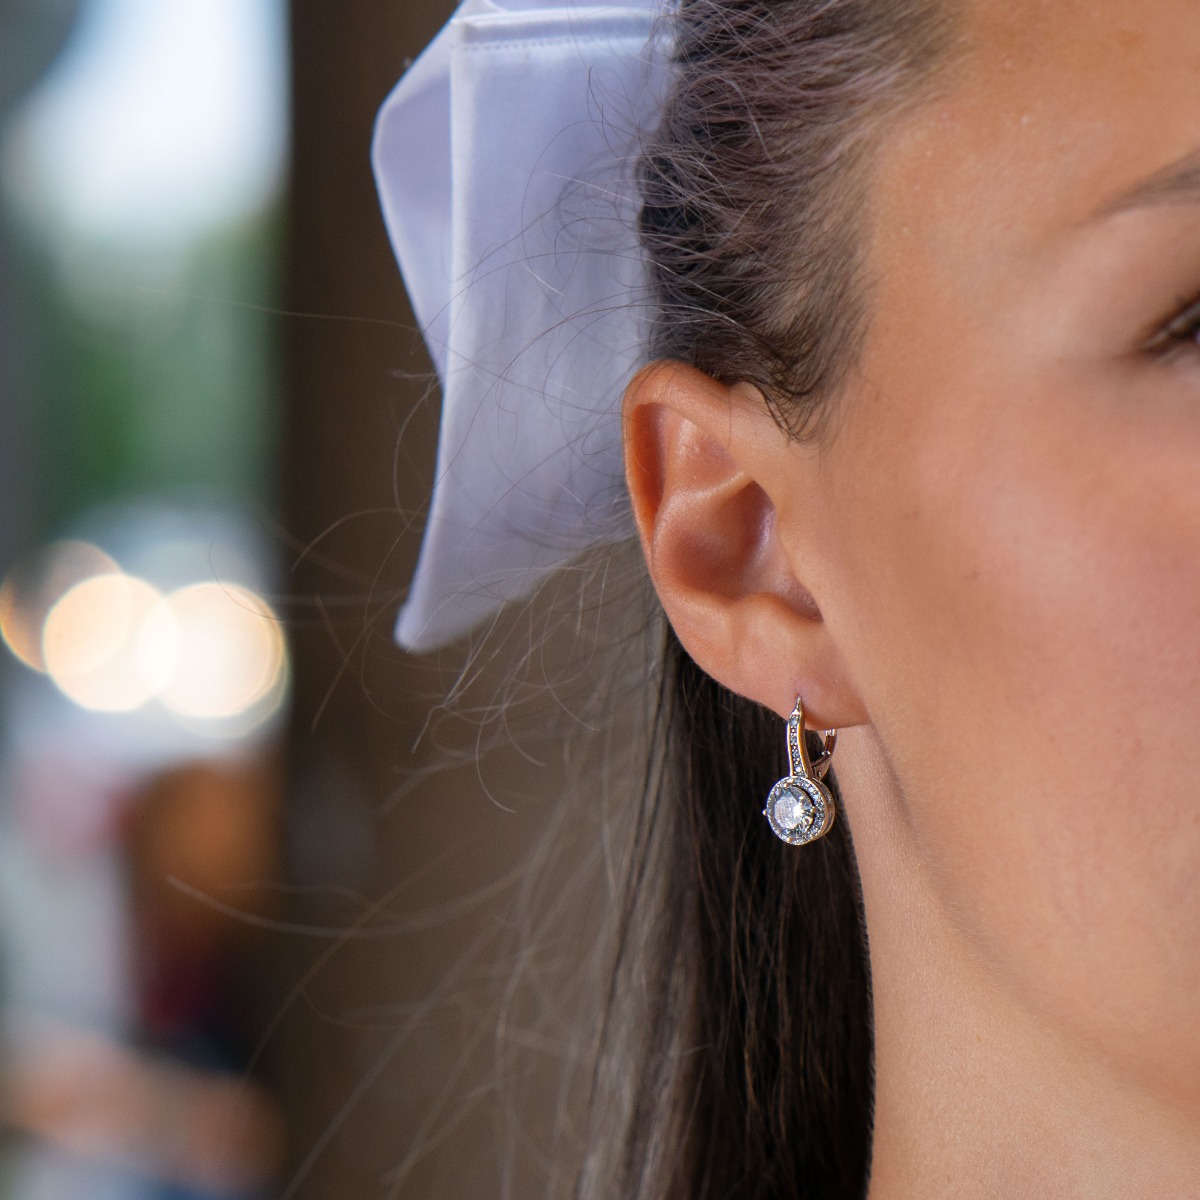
[278,4,454,1197]
[0,1,82,574]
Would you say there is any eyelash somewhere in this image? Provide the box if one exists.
[1144,293,1200,356]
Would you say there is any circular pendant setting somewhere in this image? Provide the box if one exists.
[764,774,834,846]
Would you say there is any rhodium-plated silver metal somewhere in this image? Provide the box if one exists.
[764,698,838,846]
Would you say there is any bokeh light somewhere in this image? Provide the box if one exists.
[42,572,166,712]
[3,539,288,734]
[0,540,120,672]
[156,582,287,726]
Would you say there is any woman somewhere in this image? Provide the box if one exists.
[376,0,1200,1195]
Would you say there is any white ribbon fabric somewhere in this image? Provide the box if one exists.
[373,0,671,652]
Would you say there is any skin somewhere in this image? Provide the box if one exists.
[623,0,1200,1195]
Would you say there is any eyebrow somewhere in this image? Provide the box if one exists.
[1095,145,1200,218]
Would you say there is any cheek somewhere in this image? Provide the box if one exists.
[825,364,1200,1100]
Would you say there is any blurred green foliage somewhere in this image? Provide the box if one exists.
[8,203,282,538]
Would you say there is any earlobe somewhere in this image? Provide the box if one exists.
[622,360,867,728]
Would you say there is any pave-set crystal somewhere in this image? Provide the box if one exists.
[763,700,837,846]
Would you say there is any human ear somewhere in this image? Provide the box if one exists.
[622,360,867,727]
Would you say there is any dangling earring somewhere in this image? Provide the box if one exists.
[764,697,837,846]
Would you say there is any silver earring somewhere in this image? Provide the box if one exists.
[764,697,837,846]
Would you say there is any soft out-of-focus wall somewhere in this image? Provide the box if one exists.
[277,6,654,1198]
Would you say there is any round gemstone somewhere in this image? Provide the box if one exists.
[774,785,815,833]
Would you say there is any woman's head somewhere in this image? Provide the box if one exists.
[622,0,1200,1191]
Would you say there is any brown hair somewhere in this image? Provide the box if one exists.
[584,3,953,1197]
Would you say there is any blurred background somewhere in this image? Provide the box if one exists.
[0,2,639,1197]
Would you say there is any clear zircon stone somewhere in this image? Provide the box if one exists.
[774,786,815,832]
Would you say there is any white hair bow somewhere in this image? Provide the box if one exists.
[373,0,671,652]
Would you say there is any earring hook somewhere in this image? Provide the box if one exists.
[787,697,837,780]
